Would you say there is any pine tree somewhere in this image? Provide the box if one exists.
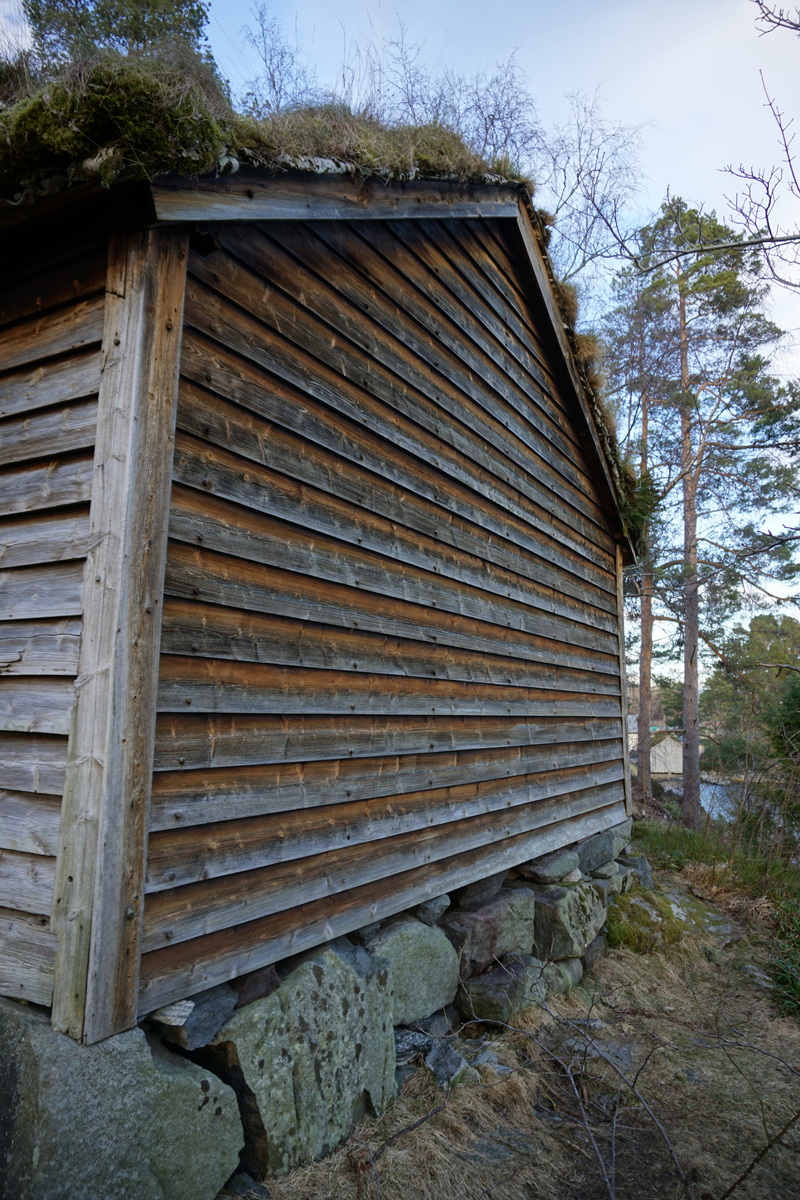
[23,0,210,60]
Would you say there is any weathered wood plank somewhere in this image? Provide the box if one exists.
[0,509,91,569]
[146,763,624,895]
[0,790,61,855]
[0,733,67,794]
[0,250,107,328]
[160,597,619,690]
[0,351,102,420]
[153,710,622,772]
[137,799,626,1009]
[0,847,56,915]
[179,331,616,583]
[187,254,605,538]
[0,398,97,467]
[0,906,56,1005]
[157,654,619,719]
[0,678,75,735]
[164,543,619,678]
[172,430,615,636]
[0,618,81,676]
[149,735,623,829]
[182,280,615,564]
[0,561,84,620]
[52,229,189,1044]
[168,486,619,657]
[220,225,593,493]
[616,544,633,816]
[150,173,522,223]
[0,296,105,373]
[178,380,616,609]
[0,452,93,516]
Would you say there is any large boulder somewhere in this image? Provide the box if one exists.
[442,887,536,973]
[0,997,243,1200]
[576,820,632,874]
[197,938,395,1178]
[365,916,458,1025]
[533,882,606,959]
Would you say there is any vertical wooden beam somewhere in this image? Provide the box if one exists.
[51,229,188,1043]
[616,543,633,818]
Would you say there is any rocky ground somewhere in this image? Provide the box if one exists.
[238,870,800,1200]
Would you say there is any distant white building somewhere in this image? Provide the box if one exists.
[651,733,683,776]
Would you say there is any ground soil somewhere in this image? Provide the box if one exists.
[251,869,800,1200]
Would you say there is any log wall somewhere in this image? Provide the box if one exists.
[138,217,628,1012]
[0,240,106,1006]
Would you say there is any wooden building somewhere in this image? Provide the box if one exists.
[0,171,632,1044]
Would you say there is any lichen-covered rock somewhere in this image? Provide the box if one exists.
[543,957,584,994]
[198,939,395,1178]
[452,871,508,908]
[425,1039,478,1088]
[577,820,632,874]
[412,894,450,925]
[518,848,580,884]
[442,887,536,973]
[607,888,688,953]
[0,997,242,1200]
[365,916,458,1024]
[533,883,606,959]
[608,867,635,896]
[455,954,547,1022]
[617,854,654,890]
[591,860,621,880]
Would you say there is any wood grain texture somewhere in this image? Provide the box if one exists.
[138,799,626,1011]
[616,544,633,816]
[0,733,67,794]
[0,351,101,420]
[0,678,75,734]
[0,790,61,855]
[0,847,56,914]
[0,510,90,569]
[0,250,106,329]
[0,618,82,676]
[51,229,188,1043]
[0,452,93,517]
[145,764,624,895]
[0,398,97,467]
[0,296,105,373]
[0,906,56,1005]
[151,173,522,224]
[149,735,623,829]
[0,562,84,620]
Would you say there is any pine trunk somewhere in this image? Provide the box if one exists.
[637,567,654,809]
[679,289,702,830]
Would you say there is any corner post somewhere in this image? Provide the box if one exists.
[51,228,188,1042]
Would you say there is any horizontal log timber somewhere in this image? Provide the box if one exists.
[182,282,614,563]
[0,296,105,374]
[156,655,620,719]
[0,790,61,855]
[217,226,592,496]
[0,250,106,328]
[149,734,623,829]
[151,173,522,223]
[0,733,67,794]
[159,597,620,690]
[0,509,90,569]
[0,561,84,621]
[164,546,619,680]
[0,618,81,676]
[0,678,75,735]
[168,487,618,657]
[177,379,616,610]
[0,351,101,420]
[172,430,615,634]
[0,907,56,1006]
[187,259,605,540]
[138,798,626,1009]
[0,397,97,467]
[179,330,616,586]
[146,762,624,895]
[153,710,622,772]
[0,847,56,915]
[0,451,93,517]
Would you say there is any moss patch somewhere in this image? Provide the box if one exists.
[607,887,688,954]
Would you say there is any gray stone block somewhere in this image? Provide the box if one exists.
[608,867,636,896]
[412,894,450,925]
[424,1040,478,1089]
[577,820,631,873]
[0,997,243,1200]
[442,887,536,973]
[517,848,579,884]
[591,860,621,880]
[454,955,547,1023]
[452,872,507,908]
[149,982,238,1050]
[197,939,395,1178]
[365,916,459,1025]
[583,933,607,973]
[543,957,583,994]
[533,883,606,959]
[617,855,654,890]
